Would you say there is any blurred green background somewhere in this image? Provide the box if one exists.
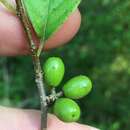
[0,0,130,130]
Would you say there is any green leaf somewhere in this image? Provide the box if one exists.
[23,0,81,39]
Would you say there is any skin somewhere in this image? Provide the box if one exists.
[0,1,99,130]
[0,4,81,55]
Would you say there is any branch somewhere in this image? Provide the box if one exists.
[15,0,48,130]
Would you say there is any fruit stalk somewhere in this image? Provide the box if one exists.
[46,89,63,104]
[15,0,47,130]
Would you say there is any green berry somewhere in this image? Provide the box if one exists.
[43,57,65,87]
[53,98,80,122]
[63,75,92,99]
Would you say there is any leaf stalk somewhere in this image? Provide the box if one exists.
[37,0,51,57]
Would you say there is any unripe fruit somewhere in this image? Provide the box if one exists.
[53,98,80,122]
[43,57,65,87]
[63,75,92,99]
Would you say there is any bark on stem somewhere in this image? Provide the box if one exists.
[15,0,47,130]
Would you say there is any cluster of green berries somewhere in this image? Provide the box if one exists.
[43,57,93,122]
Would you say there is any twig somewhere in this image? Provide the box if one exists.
[15,0,48,130]
[18,91,63,107]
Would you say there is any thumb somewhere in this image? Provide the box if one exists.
[0,106,99,130]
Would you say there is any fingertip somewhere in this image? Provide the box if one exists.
[0,6,81,55]
[44,9,81,50]
[48,114,99,130]
[0,107,99,130]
